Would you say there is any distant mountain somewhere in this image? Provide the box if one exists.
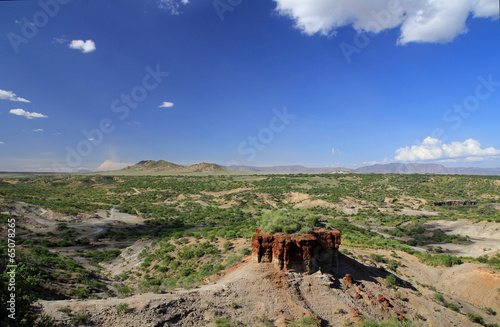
[186,162,225,172]
[123,160,184,171]
[226,163,500,175]
[227,165,352,174]
[355,163,450,174]
[120,161,500,176]
[122,160,225,173]
[356,163,500,175]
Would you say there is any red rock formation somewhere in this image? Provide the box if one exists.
[252,228,341,273]
[344,274,354,285]
[378,295,391,307]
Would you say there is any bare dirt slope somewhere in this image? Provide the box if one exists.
[38,251,500,327]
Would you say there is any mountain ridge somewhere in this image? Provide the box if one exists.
[119,161,500,176]
[123,160,225,173]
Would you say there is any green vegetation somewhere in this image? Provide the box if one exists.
[257,210,320,234]
[385,274,398,288]
[467,313,485,325]
[358,316,422,326]
[83,249,122,265]
[485,307,496,316]
[214,317,232,327]
[70,313,88,326]
[1,173,500,324]
[116,303,131,314]
[289,315,321,327]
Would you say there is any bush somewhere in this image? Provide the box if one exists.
[445,302,460,312]
[70,287,89,298]
[485,307,496,316]
[71,313,88,326]
[226,254,243,267]
[116,303,131,314]
[214,318,232,327]
[433,292,444,303]
[385,274,398,288]
[467,313,485,325]
[258,211,320,234]
[116,285,132,297]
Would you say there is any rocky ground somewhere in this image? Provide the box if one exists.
[4,201,500,326]
[36,250,500,327]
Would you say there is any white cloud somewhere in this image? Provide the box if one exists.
[0,89,30,103]
[157,0,190,14]
[159,101,174,108]
[97,160,131,171]
[53,132,61,135]
[69,39,96,53]
[0,142,4,145]
[9,109,48,119]
[273,0,499,44]
[33,129,44,132]
[395,137,500,161]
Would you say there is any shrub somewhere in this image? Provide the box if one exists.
[467,313,485,325]
[485,307,496,316]
[223,241,232,250]
[116,303,131,314]
[226,254,243,267]
[58,306,72,315]
[214,318,232,327]
[445,302,460,312]
[258,211,321,234]
[116,285,132,297]
[71,313,88,326]
[433,292,444,303]
[70,287,89,298]
[385,274,398,288]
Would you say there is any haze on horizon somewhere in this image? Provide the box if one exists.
[1,0,500,172]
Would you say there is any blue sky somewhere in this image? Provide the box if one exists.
[1,0,499,171]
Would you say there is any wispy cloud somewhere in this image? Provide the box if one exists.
[274,0,499,44]
[395,137,500,162]
[9,108,48,119]
[69,39,96,53]
[52,36,69,44]
[53,132,61,135]
[159,101,174,108]
[0,89,30,103]
[0,142,4,145]
[157,0,190,15]
[33,129,44,132]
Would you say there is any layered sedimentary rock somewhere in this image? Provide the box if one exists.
[252,228,341,273]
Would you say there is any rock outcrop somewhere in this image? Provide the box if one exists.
[252,228,341,273]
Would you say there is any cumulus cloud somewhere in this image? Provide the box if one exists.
[395,137,500,161]
[273,0,499,44]
[69,39,96,53]
[0,89,30,103]
[157,0,190,15]
[97,160,131,171]
[159,101,174,108]
[9,109,48,119]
